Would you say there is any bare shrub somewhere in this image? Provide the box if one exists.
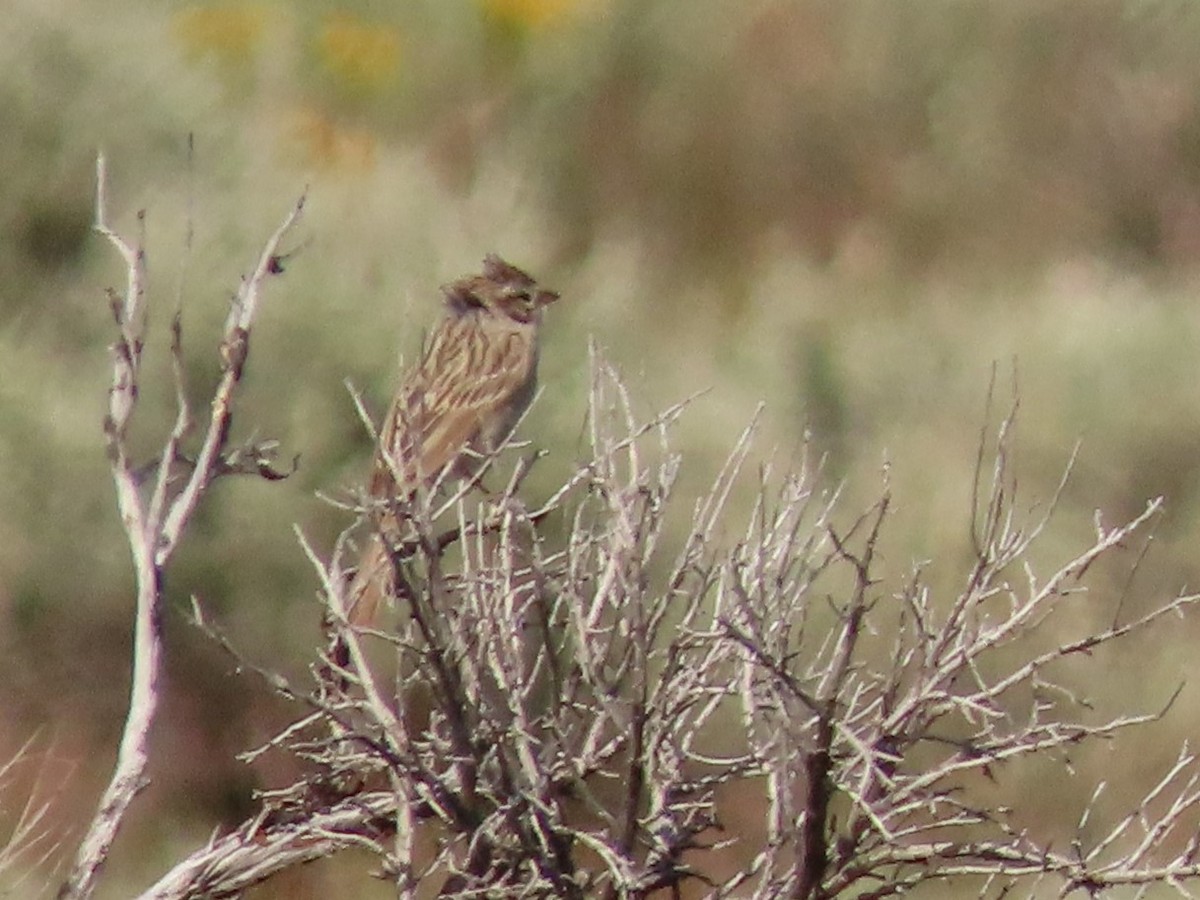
[48,170,1200,899]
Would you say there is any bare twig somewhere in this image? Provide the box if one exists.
[57,156,304,900]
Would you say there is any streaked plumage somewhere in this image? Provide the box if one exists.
[349,255,559,626]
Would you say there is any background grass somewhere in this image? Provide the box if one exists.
[6,0,1200,895]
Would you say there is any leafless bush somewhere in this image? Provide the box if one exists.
[48,171,1200,899]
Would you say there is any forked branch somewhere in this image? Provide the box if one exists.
[57,157,304,900]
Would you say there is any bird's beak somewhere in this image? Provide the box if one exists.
[537,289,560,307]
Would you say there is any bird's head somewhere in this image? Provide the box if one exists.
[442,254,559,325]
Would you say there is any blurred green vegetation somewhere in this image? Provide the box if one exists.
[6,0,1200,895]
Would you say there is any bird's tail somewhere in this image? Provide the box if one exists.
[347,534,390,628]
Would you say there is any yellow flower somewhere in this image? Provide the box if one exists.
[316,13,402,93]
[175,5,268,65]
[479,0,576,30]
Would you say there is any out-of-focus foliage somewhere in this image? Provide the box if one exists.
[5,0,1200,895]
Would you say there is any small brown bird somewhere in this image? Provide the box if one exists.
[347,255,559,627]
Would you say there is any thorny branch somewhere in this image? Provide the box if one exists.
[146,354,1200,900]
[719,397,1200,899]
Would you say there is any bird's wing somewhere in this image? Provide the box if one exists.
[370,325,534,497]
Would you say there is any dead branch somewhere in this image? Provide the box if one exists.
[56,157,304,900]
